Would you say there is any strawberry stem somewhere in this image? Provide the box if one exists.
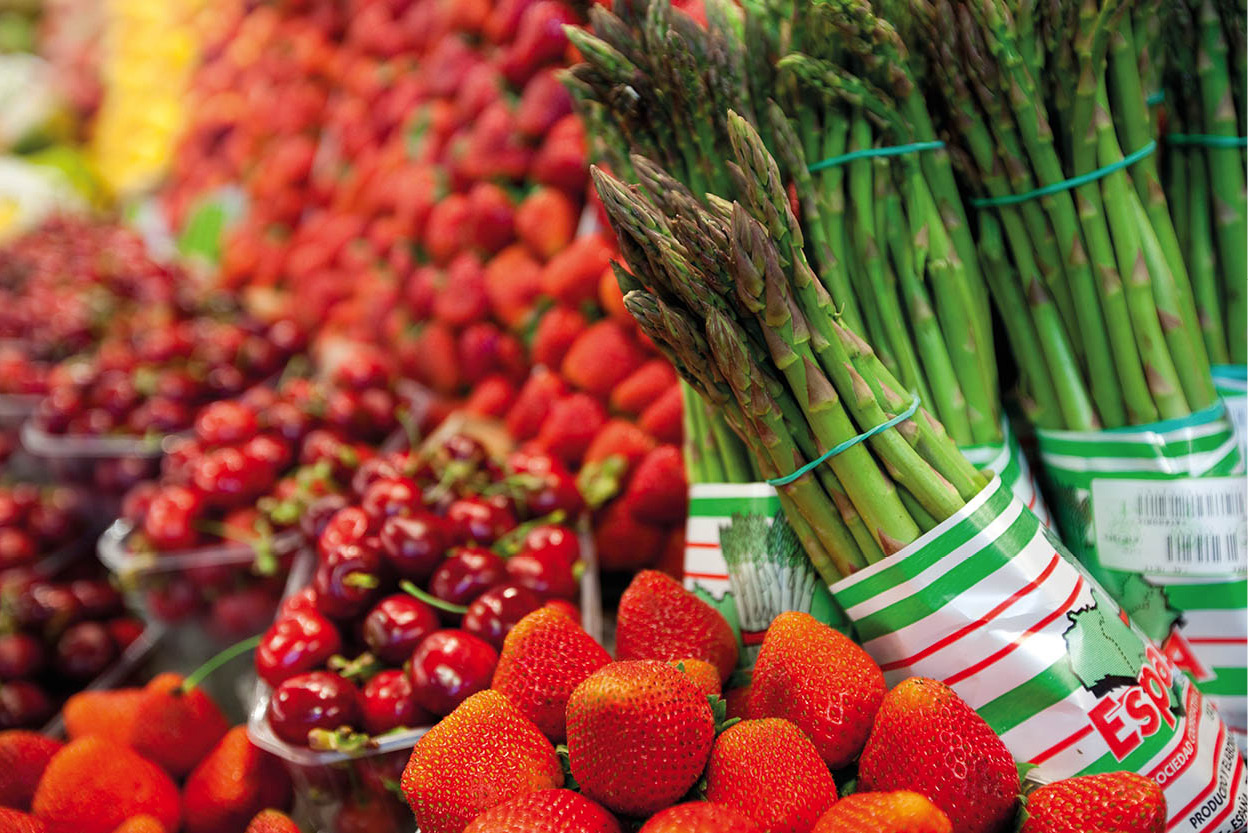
[400,580,468,615]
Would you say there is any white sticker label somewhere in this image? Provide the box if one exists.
[1091,476,1248,577]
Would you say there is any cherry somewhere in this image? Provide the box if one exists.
[300,429,347,468]
[162,438,204,483]
[278,586,321,619]
[462,584,544,649]
[68,580,124,619]
[313,544,384,621]
[206,364,247,398]
[350,457,404,499]
[107,617,145,650]
[428,547,506,607]
[91,370,139,418]
[332,348,390,391]
[267,671,361,746]
[191,447,255,506]
[12,583,81,631]
[0,681,52,729]
[95,455,158,492]
[318,507,372,557]
[0,529,35,570]
[408,630,498,716]
[446,497,515,545]
[145,578,205,623]
[211,586,283,639]
[521,524,580,568]
[0,491,25,527]
[26,501,77,545]
[441,434,487,467]
[243,433,292,477]
[506,550,580,600]
[256,609,343,687]
[360,478,421,522]
[301,495,349,543]
[508,450,583,517]
[126,397,191,434]
[379,514,448,581]
[266,401,312,445]
[360,669,427,735]
[0,633,45,679]
[55,621,118,681]
[362,594,439,665]
[142,485,203,550]
[357,389,398,440]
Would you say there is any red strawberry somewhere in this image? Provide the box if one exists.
[534,393,606,468]
[532,115,588,194]
[246,809,300,833]
[485,245,543,330]
[434,254,489,327]
[410,321,462,395]
[182,727,292,832]
[859,677,1019,832]
[616,570,738,682]
[672,658,721,697]
[464,375,517,418]
[813,791,953,833]
[114,814,165,832]
[582,420,656,473]
[610,361,678,417]
[705,718,837,832]
[531,307,588,369]
[424,193,472,264]
[498,1,578,86]
[466,182,516,255]
[463,789,619,833]
[638,385,683,444]
[516,69,573,138]
[128,673,230,779]
[491,607,611,742]
[561,321,646,397]
[0,731,61,810]
[540,235,615,308]
[62,688,142,744]
[32,737,181,832]
[1021,772,1166,833]
[516,187,577,260]
[641,802,758,833]
[622,445,687,525]
[750,611,885,769]
[401,689,562,832]
[566,660,714,817]
[506,368,569,441]
[593,500,666,571]
[0,808,43,832]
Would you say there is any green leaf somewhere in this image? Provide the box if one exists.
[555,743,580,791]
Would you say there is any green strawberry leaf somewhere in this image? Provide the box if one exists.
[554,743,579,791]
[708,694,739,736]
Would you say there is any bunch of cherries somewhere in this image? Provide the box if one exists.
[119,352,403,641]
[0,484,90,573]
[257,431,586,749]
[0,571,145,729]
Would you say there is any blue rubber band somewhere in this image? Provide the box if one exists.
[1146,90,1165,106]
[766,395,921,487]
[1167,133,1248,149]
[971,140,1157,208]
[808,141,946,172]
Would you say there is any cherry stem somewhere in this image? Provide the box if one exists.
[181,633,263,693]
[400,580,468,615]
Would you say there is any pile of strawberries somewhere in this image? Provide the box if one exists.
[0,673,300,832]
[401,570,1169,834]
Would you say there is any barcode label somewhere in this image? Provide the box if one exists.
[1092,476,1248,577]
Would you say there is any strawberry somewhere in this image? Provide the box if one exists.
[531,307,588,369]
[672,658,721,697]
[492,607,611,742]
[183,727,292,832]
[464,375,517,418]
[724,684,751,722]
[609,360,678,417]
[466,182,516,255]
[410,321,462,395]
[540,235,615,308]
[532,115,588,194]
[582,420,656,473]
[566,660,714,817]
[655,526,686,581]
[246,809,300,833]
[463,789,620,833]
[485,245,543,330]
[498,1,578,86]
[813,791,953,833]
[401,689,563,832]
[534,393,606,468]
[0,808,43,833]
[640,802,758,833]
[592,498,666,572]
[859,677,1019,832]
[516,187,577,260]
[114,814,166,832]
[62,688,142,744]
[458,322,514,384]
[638,384,683,444]
[434,253,489,327]
[506,368,569,441]
[622,445,687,525]
[705,718,838,832]
[750,611,885,769]
[516,69,573,138]
[128,673,230,779]
[1022,772,1166,833]
[424,192,472,264]
[616,570,738,682]
[32,737,181,832]
[0,731,61,810]
[561,321,646,397]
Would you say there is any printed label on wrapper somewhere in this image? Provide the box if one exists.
[1037,404,1248,754]
[828,476,1247,833]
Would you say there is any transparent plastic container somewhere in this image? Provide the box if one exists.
[247,521,603,832]
[99,519,309,720]
[19,419,179,502]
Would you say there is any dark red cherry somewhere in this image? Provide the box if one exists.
[360,478,421,522]
[0,681,52,729]
[267,671,361,746]
[445,497,515,546]
[55,621,118,681]
[256,609,343,688]
[378,513,448,581]
[408,630,497,716]
[360,669,429,735]
[462,584,545,649]
[362,594,440,665]
[313,544,384,621]
[428,547,506,607]
[0,633,45,679]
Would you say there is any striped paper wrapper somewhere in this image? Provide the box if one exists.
[1212,365,1247,460]
[958,416,1051,526]
[829,476,1247,832]
[1036,404,1247,753]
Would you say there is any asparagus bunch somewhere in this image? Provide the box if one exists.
[683,380,760,483]
[1158,0,1247,365]
[594,117,989,584]
[567,0,1005,447]
[893,0,1218,430]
